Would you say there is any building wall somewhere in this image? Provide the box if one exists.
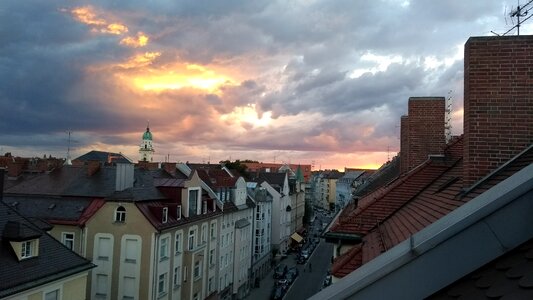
[463,35,533,186]
[86,201,155,300]
[218,212,235,299]
[48,224,85,256]
[6,272,89,300]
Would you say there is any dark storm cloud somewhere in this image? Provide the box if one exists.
[0,0,526,168]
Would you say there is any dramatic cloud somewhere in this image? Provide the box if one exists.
[1,0,530,169]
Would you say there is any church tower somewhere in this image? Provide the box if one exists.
[139,123,154,162]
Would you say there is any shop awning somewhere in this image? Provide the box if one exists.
[291,232,304,243]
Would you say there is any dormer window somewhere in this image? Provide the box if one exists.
[21,240,33,258]
[188,188,201,217]
[115,206,126,223]
[162,207,168,223]
[203,201,207,214]
[177,205,182,220]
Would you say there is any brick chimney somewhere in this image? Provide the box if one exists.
[406,97,446,171]
[162,162,177,175]
[400,115,409,174]
[87,160,101,176]
[7,159,24,179]
[463,36,533,186]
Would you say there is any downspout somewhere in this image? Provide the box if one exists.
[152,232,160,300]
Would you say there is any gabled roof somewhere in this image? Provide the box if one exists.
[195,169,238,189]
[330,153,460,237]
[2,195,104,226]
[352,156,401,198]
[251,172,286,188]
[5,166,166,201]
[0,201,94,298]
[73,150,132,164]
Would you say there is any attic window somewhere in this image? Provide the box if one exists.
[115,206,126,223]
[203,201,207,214]
[162,207,168,223]
[21,240,34,259]
[177,205,182,220]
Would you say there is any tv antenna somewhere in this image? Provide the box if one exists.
[445,90,453,143]
[496,0,533,35]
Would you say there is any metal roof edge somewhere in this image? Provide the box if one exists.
[310,163,533,300]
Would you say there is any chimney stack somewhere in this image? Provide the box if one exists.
[463,36,533,186]
[7,159,24,179]
[116,163,134,191]
[162,162,177,175]
[404,97,446,172]
[87,160,100,176]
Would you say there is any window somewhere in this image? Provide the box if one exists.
[188,189,199,217]
[210,223,216,240]
[188,230,195,251]
[123,276,135,299]
[173,266,181,287]
[21,240,33,259]
[125,239,137,263]
[220,256,223,270]
[158,273,167,296]
[201,224,207,243]
[45,289,59,300]
[160,237,169,260]
[177,205,182,220]
[208,277,214,292]
[203,200,207,214]
[194,260,201,279]
[115,206,126,223]
[175,233,181,255]
[162,207,168,223]
[209,249,215,266]
[96,274,108,297]
[62,232,74,250]
[98,237,111,260]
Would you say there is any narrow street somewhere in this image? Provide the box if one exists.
[247,212,334,300]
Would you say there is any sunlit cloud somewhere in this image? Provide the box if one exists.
[220,104,273,129]
[120,32,149,48]
[68,6,128,35]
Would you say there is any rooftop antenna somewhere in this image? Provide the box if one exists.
[499,0,533,35]
[445,90,453,143]
[65,131,72,165]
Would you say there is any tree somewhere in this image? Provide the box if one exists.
[219,159,252,179]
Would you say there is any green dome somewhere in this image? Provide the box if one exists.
[142,127,152,140]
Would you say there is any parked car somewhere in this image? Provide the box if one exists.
[285,272,297,284]
[277,279,290,291]
[271,286,284,300]
[323,273,332,287]
[301,249,310,259]
[273,264,288,279]
[296,255,306,264]
[288,266,299,276]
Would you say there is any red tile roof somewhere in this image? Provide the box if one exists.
[331,245,362,278]
[330,157,458,236]
[333,143,532,278]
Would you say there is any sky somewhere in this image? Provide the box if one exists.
[1,1,532,170]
